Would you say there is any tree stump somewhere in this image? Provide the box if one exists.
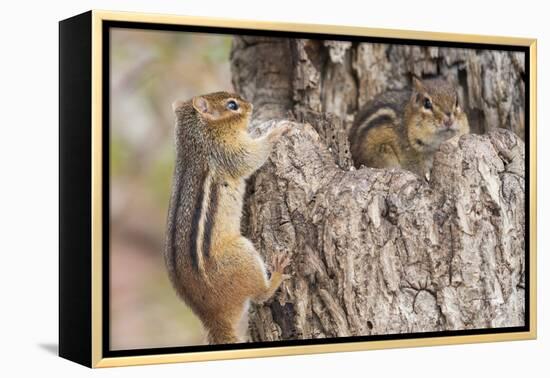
[230,36,526,341]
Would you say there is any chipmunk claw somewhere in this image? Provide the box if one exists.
[267,122,292,143]
[271,253,291,274]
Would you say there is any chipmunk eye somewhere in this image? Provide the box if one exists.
[423,98,432,110]
[226,100,239,111]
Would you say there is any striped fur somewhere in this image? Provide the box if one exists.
[349,90,410,168]
[184,170,222,272]
[164,99,211,285]
[189,169,209,271]
[202,182,219,259]
[356,114,395,144]
[350,91,409,141]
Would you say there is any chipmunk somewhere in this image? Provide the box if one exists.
[349,77,469,177]
[165,91,291,345]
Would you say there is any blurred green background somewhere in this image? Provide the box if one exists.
[109,28,232,350]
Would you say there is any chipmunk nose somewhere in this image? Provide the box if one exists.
[443,115,454,128]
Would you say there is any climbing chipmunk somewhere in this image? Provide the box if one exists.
[349,77,469,177]
[165,91,291,345]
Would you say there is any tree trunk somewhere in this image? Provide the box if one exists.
[230,37,526,341]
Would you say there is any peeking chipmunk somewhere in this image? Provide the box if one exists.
[349,77,469,177]
[165,91,291,345]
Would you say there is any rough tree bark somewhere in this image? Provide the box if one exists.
[230,37,526,341]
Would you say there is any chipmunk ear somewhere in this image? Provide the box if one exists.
[412,76,425,93]
[192,96,211,115]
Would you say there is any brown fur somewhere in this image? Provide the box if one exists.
[166,91,291,344]
[349,78,470,177]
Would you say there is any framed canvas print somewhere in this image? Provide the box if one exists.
[59,10,537,368]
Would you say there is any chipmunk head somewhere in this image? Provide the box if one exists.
[406,77,466,153]
[173,91,253,133]
[172,92,253,159]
